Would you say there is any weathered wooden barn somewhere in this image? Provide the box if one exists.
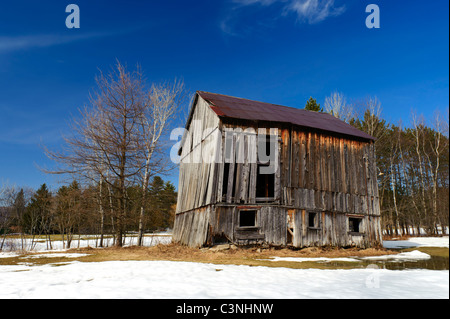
[172,91,382,248]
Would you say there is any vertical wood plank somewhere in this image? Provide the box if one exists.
[226,132,235,203]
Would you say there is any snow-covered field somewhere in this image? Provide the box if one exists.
[0,236,448,299]
[0,234,172,254]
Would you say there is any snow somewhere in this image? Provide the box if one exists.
[383,236,449,249]
[265,250,432,263]
[266,256,361,263]
[0,234,172,252]
[0,252,19,259]
[0,236,448,299]
[24,253,90,259]
[0,260,447,299]
[361,250,431,261]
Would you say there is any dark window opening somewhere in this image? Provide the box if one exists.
[232,163,238,198]
[349,218,362,233]
[239,210,257,228]
[256,134,276,199]
[308,212,317,228]
[256,163,275,198]
[222,163,230,199]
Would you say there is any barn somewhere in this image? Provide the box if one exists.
[172,91,382,248]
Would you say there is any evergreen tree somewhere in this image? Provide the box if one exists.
[305,97,323,112]
[146,177,177,230]
[53,181,82,248]
[12,189,26,231]
[23,184,52,235]
[160,181,177,229]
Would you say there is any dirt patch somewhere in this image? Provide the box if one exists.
[1,243,398,268]
[62,243,396,269]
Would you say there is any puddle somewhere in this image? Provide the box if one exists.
[322,255,449,270]
[371,248,449,270]
[263,247,449,270]
[374,255,449,270]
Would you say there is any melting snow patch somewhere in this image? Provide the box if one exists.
[23,253,90,259]
[361,250,431,261]
[265,256,360,263]
[0,252,20,259]
[383,236,449,249]
[264,250,432,263]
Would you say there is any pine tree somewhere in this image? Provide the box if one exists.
[160,181,177,229]
[54,181,81,248]
[23,184,52,235]
[12,189,26,232]
[305,97,323,112]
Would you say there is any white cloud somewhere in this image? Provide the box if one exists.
[0,32,109,54]
[0,35,91,53]
[285,0,346,24]
[229,0,346,25]
[233,0,279,5]
[0,26,143,54]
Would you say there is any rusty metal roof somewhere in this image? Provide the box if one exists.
[197,91,374,141]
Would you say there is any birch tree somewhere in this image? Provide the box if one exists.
[324,91,354,123]
[137,80,186,246]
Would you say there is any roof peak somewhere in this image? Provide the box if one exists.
[197,91,322,113]
[195,91,375,141]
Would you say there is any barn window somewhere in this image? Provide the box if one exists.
[256,163,275,198]
[239,210,257,228]
[308,212,318,228]
[349,217,362,233]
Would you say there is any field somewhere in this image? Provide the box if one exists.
[0,235,448,299]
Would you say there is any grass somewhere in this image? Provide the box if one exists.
[0,243,398,270]
[1,235,447,269]
[404,246,449,258]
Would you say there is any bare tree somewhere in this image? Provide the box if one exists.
[324,91,354,123]
[137,80,187,246]
[44,61,186,246]
[45,62,145,246]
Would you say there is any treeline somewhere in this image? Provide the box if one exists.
[321,92,449,236]
[0,176,176,249]
[360,117,449,236]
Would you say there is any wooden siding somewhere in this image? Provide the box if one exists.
[176,96,221,214]
[173,204,381,248]
[172,206,211,248]
[173,113,382,248]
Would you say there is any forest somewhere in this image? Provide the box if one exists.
[357,113,449,236]
[0,65,448,249]
[0,176,176,249]
[320,93,449,236]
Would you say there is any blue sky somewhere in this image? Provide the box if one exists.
[0,0,448,191]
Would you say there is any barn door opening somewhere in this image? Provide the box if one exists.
[287,209,295,245]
